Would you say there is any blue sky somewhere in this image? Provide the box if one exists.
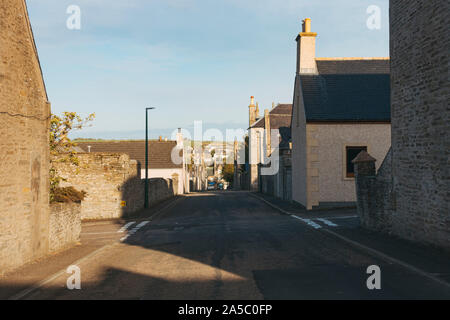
[27,0,389,140]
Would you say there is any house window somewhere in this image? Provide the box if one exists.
[346,146,367,178]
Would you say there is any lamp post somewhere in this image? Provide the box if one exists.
[145,107,155,209]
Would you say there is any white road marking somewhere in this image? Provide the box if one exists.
[323,228,450,290]
[292,215,322,229]
[118,221,136,233]
[251,192,450,290]
[319,215,358,220]
[9,197,184,300]
[316,218,339,227]
[135,221,150,229]
[120,221,150,242]
[8,243,118,300]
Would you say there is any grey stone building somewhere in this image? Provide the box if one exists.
[354,0,449,250]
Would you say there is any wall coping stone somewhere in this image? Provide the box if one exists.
[352,151,377,163]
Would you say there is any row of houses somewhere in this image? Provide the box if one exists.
[243,18,392,210]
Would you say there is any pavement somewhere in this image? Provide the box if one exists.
[0,191,449,300]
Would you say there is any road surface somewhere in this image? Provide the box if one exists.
[13,191,450,299]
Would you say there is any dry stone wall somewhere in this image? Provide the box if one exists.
[54,153,177,220]
[49,202,81,252]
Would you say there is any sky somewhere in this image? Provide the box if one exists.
[26,0,389,140]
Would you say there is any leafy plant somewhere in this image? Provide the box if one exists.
[49,112,95,202]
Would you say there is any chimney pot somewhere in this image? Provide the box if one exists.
[304,18,311,32]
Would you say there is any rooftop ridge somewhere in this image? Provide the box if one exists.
[75,140,177,143]
[316,57,390,61]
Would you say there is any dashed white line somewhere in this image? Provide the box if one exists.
[316,218,338,227]
[292,215,322,229]
[135,221,150,229]
[118,221,136,233]
[120,221,150,242]
[319,215,358,220]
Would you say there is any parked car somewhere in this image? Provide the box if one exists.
[207,181,216,190]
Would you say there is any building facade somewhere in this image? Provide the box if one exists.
[353,0,449,250]
[291,19,392,210]
[248,100,292,198]
[0,0,51,273]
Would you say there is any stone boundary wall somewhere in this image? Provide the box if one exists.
[49,202,81,252]
[54,153,177,220]
[354,149,449,251]
[354,149,394,232]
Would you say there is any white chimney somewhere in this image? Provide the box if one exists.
[176,128,183,147]
[296,18,318,74]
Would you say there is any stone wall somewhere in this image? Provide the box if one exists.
[49,202,81,252]
[354,0,449,251]
[354,150,395,232]
[54,153,177,220]
[0,0,51,273]
[389,0,449,249]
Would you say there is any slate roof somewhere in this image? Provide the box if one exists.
[300,59,391,122]
[75,141,182,169]
[270,104,293,115]
[251,104,292,129]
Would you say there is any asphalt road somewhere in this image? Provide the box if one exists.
[20,191,450,299]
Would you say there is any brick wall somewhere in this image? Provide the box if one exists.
[354,1,449,251]
[49,202,81,252]
[54,153,177,220]
[0,0,51,273]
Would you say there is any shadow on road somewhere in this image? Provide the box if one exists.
[1,192,450,300]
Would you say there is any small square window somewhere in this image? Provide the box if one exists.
[346,146,367,178]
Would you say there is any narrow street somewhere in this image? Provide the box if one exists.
[5,191,449,300]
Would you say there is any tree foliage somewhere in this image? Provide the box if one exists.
[49,112,95,202]
[222,164,235,184]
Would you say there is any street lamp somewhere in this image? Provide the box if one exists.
[145,107,155,209]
